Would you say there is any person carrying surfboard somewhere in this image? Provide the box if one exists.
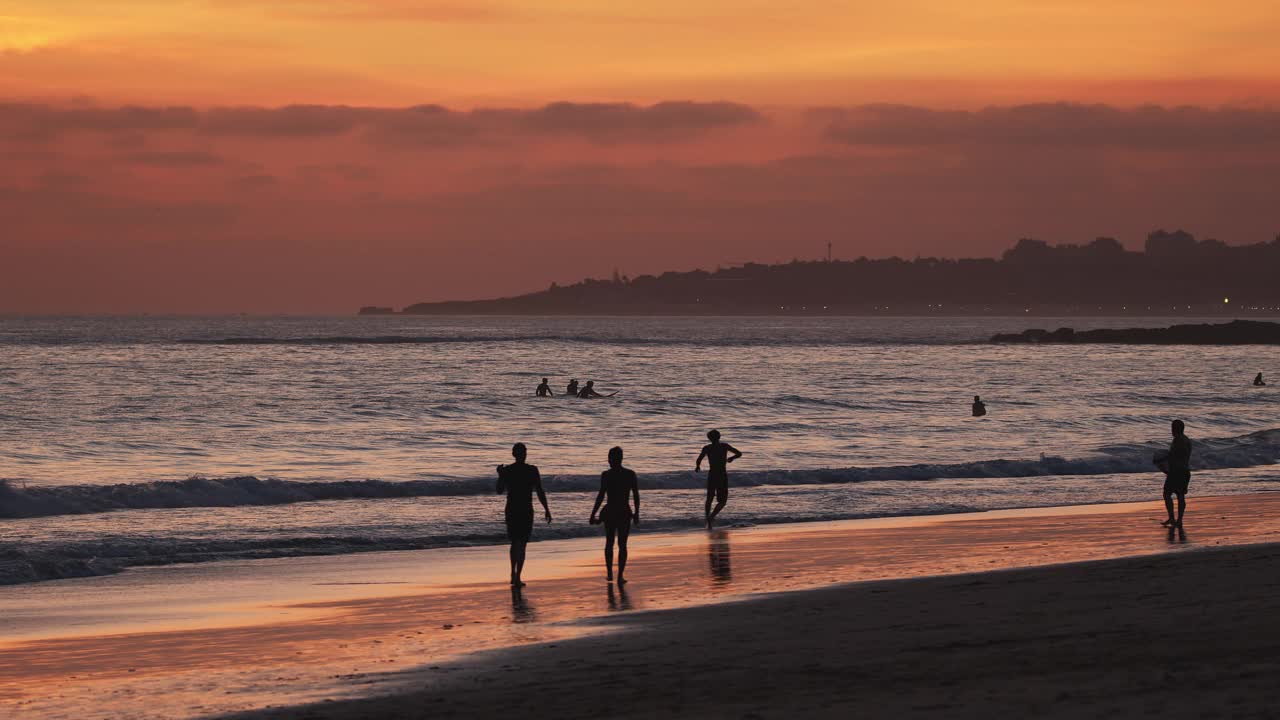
[697,429,742,529]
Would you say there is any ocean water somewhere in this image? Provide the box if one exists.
[2,315,1278,585]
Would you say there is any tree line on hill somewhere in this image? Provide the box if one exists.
[373,230,1280,315]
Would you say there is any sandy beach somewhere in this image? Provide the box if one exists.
[245,540,1280,720]
[3,493,1279,718]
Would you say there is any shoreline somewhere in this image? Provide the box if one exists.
[243,542,1280,719]
[3,494,1280,718]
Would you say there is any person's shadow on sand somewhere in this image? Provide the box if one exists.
[607,582,632,612]
[510,586,537,624]
[708,530,732,585]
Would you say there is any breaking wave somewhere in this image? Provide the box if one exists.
[4,428,1277,521]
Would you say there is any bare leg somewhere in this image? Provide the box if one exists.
[709,498,726,526]
[1162,491,1176,526]
[705,489,714,528]
[1176,493,1186,527]
[604,525,616,581]
[616,522,630,584]
[512,540,527,586]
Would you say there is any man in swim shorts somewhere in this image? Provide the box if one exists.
[589,446,640,584]
[1159,419,1192,529]
[496,443,552,586]
[697,429,742,529]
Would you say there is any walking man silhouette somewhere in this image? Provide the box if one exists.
[496,443,551,586]
[1156,420,1192,529]
[590,446,640,584]
[697,429,742,529]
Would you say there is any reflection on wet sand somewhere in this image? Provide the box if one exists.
[708,530,732,585]
[606,583,632,612]
[510,586,537,624]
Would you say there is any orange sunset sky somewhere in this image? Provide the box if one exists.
[3,0,1280,312]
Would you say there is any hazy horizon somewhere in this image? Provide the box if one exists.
[4,1,1280,313]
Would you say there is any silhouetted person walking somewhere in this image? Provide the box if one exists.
[1255,373,1267,387]
[496,443,551,586]
[566,379,579,397]
[535,378,553,397]
[972,395,987,417]
[1155,420,1192,528]
[590,446,640,584]
[697,429,742,529]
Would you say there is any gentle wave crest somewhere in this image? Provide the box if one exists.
[178,335,975,347]
[5,428,1277,520]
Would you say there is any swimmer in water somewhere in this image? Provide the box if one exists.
[566,379,580,397]
[972,395,987,417]
[535,378,553,397]
[577,380,605,398]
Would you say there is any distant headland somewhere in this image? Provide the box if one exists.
[362,230,1280,316]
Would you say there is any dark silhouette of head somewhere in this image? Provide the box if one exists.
[512,443,527,461]
[541,377,548,383]
[707,429,721,442]
[586,380,594,387]
[608,446,623,468]
[974,395,981,402]
[1171,419,1185,436]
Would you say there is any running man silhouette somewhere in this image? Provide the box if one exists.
[1255,372,1267,387]
[496,443,551,586]
[697,429,742,529]
[535,378,553,397]
[1156,420,1192,529]
[589,446,640,584]
[566,379,580,397]
[972,395,987,417]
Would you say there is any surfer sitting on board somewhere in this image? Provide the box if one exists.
[577,380,613,398]
[972,395,987,417]
[566,379,580,397]
[535,378,553,397]
[1256,373,1267,387]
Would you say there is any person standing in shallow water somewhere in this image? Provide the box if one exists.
[496,443,552,586]
[1156,420,1192,529]
[590,446,640,584]
[697,429,742,529]
[972,395,987,417]
[535,378,554,397]
[565,379,579,397]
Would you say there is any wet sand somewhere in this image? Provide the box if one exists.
[246,540,1280,720]
[3,493,1279,719]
